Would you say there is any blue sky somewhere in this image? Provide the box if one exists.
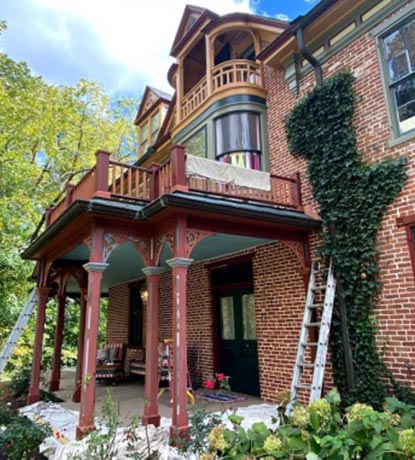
[0,0,317,99]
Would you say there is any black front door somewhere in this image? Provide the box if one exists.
[218,288,260,396]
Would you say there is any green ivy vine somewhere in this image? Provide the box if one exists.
[286,71,409,408]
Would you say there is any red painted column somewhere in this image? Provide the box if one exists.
[49,294,66,392]
[166,257,193,441]
[28,287,51,404]
[73,288,87,403]
[142,266,165,426]
[76,262,108,438]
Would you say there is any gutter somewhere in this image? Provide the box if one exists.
[21,199,146,259]
[258,0,340,64]
[23,192,321,259]
[142,192,321,230]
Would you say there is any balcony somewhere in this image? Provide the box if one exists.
[179,59,263,122]
[47,147,303,227]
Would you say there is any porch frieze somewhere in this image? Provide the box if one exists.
[103,232,150,265]
[186,229,215,258]
[142,266,166,276]
[166,257,193,268]
[83,262,109,273]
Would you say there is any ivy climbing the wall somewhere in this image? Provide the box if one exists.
[286,71,408,408]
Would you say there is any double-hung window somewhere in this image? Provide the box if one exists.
[380,15,415,138]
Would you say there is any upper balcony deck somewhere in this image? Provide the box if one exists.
[47,147,303,227]
[178,59,263,122]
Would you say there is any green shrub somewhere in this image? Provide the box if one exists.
[8,367,31,398]
[0,413,51,460]
[200,389,415,459]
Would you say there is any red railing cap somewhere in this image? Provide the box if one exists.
[95,149,112,157]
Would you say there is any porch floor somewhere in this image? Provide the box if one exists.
[52,368,264,423]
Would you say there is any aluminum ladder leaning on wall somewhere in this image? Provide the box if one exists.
[286,259,336,415]
[0,288,37,375]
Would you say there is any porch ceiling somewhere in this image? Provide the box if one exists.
[63,233,273,294]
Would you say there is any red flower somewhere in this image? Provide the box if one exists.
[204,379,215,389]
[6,444,11,449]
[217,373,226,381]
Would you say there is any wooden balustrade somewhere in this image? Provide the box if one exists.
[186,171,300,209]
[212,60,262,91]
[158,159,173,195]
[180,76,208,120]
[47,148,302,228]
[179,60,262,122]
[49,168,96,225]
[108,161,152,201]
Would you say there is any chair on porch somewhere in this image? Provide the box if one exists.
[129,340,195,404]
[96,342,126,382]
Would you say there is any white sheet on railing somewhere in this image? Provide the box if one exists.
[185,154,271,191]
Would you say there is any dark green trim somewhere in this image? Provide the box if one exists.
[374,2,415,143]
[142,192,320,229]
[175,95,266,140]
[284,0,410,89]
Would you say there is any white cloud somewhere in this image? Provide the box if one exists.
[275,13,290,21]
[15,0,252,95]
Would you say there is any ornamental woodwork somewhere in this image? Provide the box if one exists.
[103,233,150,265]
[186,229,215,258]
[155,232,174,265]
[144,93,158,112]
[280,240,309,269]
[83,235,93,253]
[103,233,128,262]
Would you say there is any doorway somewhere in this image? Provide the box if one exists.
[211,259,260,396]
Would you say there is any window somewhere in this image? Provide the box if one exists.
[129,288,143,346]
[139,123,148,156]
[184,127,206,157]
[151,111,161,144]
[381,16,415,136]
[215,112,261,170]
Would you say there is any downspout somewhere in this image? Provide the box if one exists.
[296,24,355,392]
[296,27,323,85]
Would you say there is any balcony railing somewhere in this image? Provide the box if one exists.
[47,147,303,227]
[179,59,263,121]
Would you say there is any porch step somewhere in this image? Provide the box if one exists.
[287,259,336,415]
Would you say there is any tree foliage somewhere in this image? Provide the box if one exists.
[286,72,408,407]
[0,25,139,372]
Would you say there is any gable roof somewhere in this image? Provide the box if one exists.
[134,85,172,126]
[170,4,219,57]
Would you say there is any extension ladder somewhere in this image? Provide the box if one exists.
[0,288,37,375]
[287,259,336,414]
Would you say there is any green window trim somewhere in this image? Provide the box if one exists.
[375,2,415,143]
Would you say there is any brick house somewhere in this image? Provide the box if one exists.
[22,0,415,439]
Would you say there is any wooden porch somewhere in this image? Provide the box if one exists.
[47,145,303,227]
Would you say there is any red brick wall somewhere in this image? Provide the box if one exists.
[264,1,415,390]
[106,240,309,399]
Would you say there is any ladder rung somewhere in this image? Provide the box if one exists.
[298,362,315,368]
[305,322,321,327]
[295,384,311,390]
[302,342,318,347]
[308,303,324,308]
[312,285,326,291]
